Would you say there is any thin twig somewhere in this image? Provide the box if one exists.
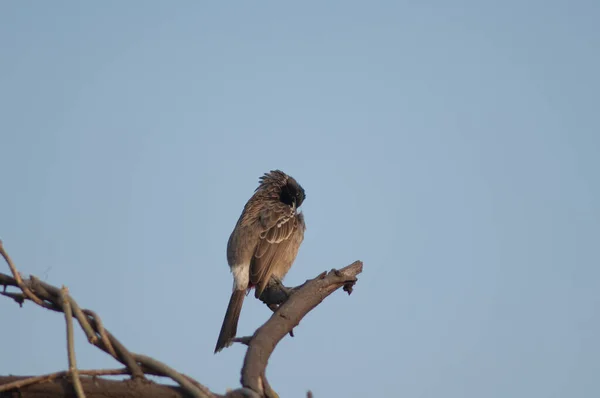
[1,287,60,311]
[0,240,44,306]
[87,317,145,379]
[69,298,98,345]
[0,291,25,306]
[60,286,86,398]
[231,336,253,346]
[83,309,117,357]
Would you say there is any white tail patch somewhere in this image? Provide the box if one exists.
[231,263,250,291]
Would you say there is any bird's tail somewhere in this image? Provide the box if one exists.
[214,289,246,353]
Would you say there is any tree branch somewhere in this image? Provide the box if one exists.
[0,369,136,393]
[241,261,363,395]
[132,354,212,398]
[1,238,364,397]
[0,242,208,397]
[0,240,44,307]
[59,286,86,398]
[0,375,206,398]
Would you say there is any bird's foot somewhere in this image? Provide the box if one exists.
[256,276,294,306]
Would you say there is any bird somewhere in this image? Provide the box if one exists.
[214,170,306,353]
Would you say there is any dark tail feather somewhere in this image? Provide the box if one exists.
[214,290,246,353]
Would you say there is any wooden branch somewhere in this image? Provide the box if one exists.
[0,240,44,306]
[132,354,212,398]
[0,369,134,393]
[82,309,117,357]
[59,286,86,398]
[0,375,208,398]
[1,238,364,397]
[0,368,220,396]
[241,261,363,395]
[67,291,98,345]
[28,274,146,379]
[0,243,209,397]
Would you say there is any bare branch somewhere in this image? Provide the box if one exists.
[28,274,146,379]
[1,238,364,397]
[0,243,212,394]
[241,261,363,395]
[69,294,99,345]
[0,368,135,393]
[0,374,209,397]
[59,286,86,398]
[133,354,214,398]
[0,239,44,306]
[83,311,145,378]
[0,290,25,306]
[232,336,253,346]
[83,308,117,357]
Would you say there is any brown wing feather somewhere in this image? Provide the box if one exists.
[251,206,305,296]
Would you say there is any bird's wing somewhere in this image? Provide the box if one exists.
[250,203,304,296]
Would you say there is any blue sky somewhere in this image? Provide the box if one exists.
[1,2,598,397]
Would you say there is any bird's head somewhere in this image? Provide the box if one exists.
[280,176,306,209]
[258,170,306,209]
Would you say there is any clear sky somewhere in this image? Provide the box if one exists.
[1,2,598,397]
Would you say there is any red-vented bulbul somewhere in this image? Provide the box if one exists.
[214,170,306,353]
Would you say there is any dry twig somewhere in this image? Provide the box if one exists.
[83,308,117,357]
[59,286,86,398]
[0,239,44,306]
[0,242,207,396]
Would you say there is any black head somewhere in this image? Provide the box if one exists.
[279,177,306,208]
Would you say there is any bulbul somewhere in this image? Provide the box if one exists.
[214,170,306,353]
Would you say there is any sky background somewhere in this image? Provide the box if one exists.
[1,1,599,397]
